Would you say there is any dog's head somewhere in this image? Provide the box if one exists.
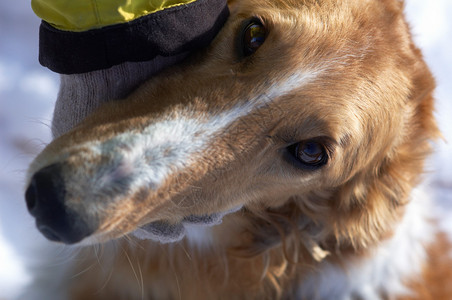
[25,0,437,249]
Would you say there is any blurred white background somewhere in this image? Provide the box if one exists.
[0,1,451,299]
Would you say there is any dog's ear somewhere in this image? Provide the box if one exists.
[330,44,439,250]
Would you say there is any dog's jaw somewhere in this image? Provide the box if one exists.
[131,205,243,243]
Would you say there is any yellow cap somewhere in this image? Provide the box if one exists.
[32,0,196,31]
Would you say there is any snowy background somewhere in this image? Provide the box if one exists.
[0,1,451,299]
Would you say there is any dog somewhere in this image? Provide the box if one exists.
[24,0,452,299]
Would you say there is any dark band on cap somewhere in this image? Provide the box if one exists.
[38,0,229,74]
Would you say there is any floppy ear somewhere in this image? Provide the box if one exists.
[330,42,440,250]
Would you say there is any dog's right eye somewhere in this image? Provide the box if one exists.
[286,140,329,170]
[240,19,266,57]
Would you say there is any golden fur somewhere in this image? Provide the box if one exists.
[26,0,450,299]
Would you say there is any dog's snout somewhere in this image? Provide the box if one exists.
[25,164,93,244]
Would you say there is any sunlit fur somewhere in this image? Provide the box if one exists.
[26,0,452,299]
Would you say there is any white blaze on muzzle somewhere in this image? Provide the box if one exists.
[93,71,319,193]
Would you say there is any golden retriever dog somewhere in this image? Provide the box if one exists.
[24,0,451,299]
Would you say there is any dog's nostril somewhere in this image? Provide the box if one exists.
[25,163,65,216]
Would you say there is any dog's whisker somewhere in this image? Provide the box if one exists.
[123,249,143,297]
[93,266,114,296]
[70,262,97,280]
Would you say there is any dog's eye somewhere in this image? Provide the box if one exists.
[295,141,327,166]
[287,140,328,169]
[241,19,266,56]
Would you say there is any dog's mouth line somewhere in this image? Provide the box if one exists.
[131,205,243,243]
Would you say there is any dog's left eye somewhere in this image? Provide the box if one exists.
[241,19,266,56]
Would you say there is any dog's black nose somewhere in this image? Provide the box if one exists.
[25,164,93,244]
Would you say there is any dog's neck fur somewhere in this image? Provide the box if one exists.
[60,186,438,300]
[298,187,436,300]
